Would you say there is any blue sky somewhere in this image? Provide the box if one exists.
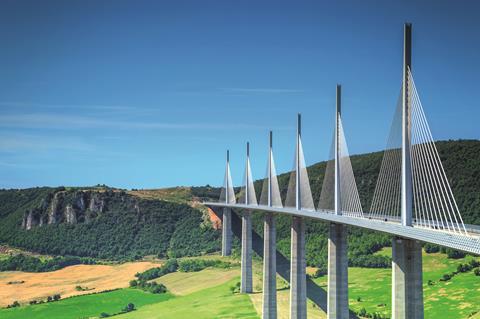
[0,0,479,189]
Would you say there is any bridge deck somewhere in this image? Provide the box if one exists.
[205,202,480,255]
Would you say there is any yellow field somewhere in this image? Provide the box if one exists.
[128,187,192,204]
[0,261,160,307]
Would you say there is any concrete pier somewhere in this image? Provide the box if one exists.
[327,223,349,319]
[392,237,424,319]
[222,207,232,256]
[262,212,277,318]
[241,210,253,293]
[290,216,307,319]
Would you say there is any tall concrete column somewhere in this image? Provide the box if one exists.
[241,210,253,293]
[222,208,232,256]
[262,212,277,318]
[328,85,349,319]
[392,237,423,319]
[327,223,349,319]
[290,216,307,319]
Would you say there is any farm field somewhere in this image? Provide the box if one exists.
[0,261,161,307]
[0,288,173,319]
[116,277,259,319]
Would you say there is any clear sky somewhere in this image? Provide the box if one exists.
[0,0,479,189]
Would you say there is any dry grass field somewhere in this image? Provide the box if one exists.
[153,267,238,295]
[0,261,161,307]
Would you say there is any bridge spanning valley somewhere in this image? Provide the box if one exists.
[205,24,480,319]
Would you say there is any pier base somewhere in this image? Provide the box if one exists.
[222,208,232,256]
[290,216,307,319]
[262,213,277,318]
[327,223,349,319]
[392,237,424,319]
[241,211,253,293]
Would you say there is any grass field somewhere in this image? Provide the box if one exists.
[0,250,479,319]
[116,277,259,319]
[316,248,480,318]
[0,261,161,307]
[153,267,239,295]
[0,288,173,319]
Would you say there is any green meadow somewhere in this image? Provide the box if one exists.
[0,288,174,319]
[117,278,259,319]
[0,250,479,319]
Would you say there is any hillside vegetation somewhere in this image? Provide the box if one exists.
[0,140,478,266]
[0,187,220,260]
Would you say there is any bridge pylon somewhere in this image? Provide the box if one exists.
[241,142,254,293]
[290,114,307,319]
[221,150,233,257]
[327,85,349,319]
[262,131,278,319]
[392,22,424,319]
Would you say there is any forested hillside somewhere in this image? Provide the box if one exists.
[201,140,480,268]
[0,140,478,264]
[0,187,220,260]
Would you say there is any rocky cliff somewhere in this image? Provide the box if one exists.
[21,189,134,230]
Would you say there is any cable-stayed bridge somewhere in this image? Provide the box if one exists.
[204,23,480,319]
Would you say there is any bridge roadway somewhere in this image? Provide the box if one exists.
[205,202,480,256]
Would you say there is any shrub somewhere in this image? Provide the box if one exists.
[178,259,231,272]
[446,249,466,259]
[135,259,178,281]
[457,263,472,273]
[132,280,167,294]
[122,303,135,312]
[7,301,20,308]
[230,281,241,294]
[424,243,440,253]
[358,307,367,316]
[100,313,110,318]
[474,268,480,276]
[441,274,452,281]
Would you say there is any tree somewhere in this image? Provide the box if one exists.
[53,294,61,301]
[123,303,135,312]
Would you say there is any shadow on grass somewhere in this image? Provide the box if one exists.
[211,207,359,319]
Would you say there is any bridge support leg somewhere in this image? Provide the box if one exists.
[222,208,232,256]
[241,210,253,293]
[262,212,277,318]
[290,216,307,319]
[327,223,349,319]
[392,237,424,319]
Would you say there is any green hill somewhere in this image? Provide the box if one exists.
[0,187,220,260]
[0,140,478,264]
